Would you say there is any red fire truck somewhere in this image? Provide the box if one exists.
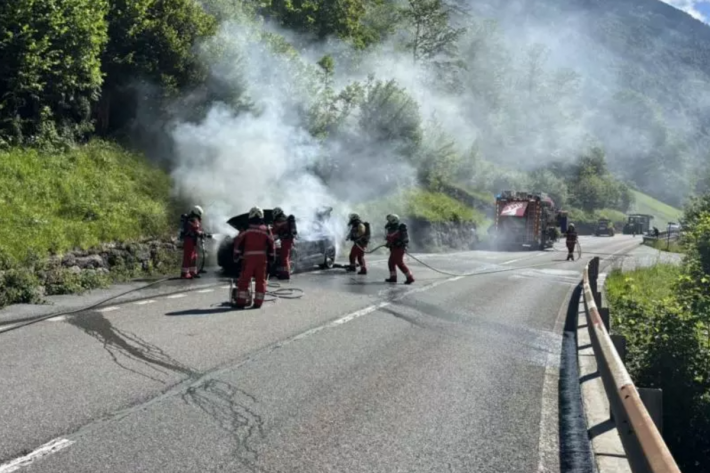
[493,191,568,250]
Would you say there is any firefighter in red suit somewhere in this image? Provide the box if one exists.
[565,223,578,261]
[181,205,207,279]
[385,214,415,284]
[272,207,297,280]
[346,213,369,275]
[233,207,275,309]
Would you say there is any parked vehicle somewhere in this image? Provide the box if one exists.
[217,207,337,276]
[595,218,615,236]
[623,214,654,235]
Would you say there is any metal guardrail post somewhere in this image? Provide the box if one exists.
[599,307,611,332]
[638,388,664,436]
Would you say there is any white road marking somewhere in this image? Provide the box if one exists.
[501,252,547,265]
[48,315,67,322]
[196,289,214,293]
[134,300,155,305]
[0,438,74,473]
[220,285,231,289]
[289,275,464,343]
[98,306,119,313]
[166,293,186,299]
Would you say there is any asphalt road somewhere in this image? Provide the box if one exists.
[0,236,642,473]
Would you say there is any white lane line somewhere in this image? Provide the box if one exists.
[0,438,74,473]
[220,285,231,289]
[289,275,464,343]
[501,252,547,265]
[134,300,155,305]
[166,293,187,299]
[98,306,119,313]
[196,289,214,293]
[48,315,67,322]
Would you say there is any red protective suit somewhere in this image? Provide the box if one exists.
[385,223,414,284]
[233,223,275,308]
[181,216,204,279]
[347,220,368,275]
[272,217,295,280]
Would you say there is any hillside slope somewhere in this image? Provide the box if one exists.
[467,0,710,207]
[629,190,682,229]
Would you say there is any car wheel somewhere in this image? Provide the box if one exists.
[320,250,335,269]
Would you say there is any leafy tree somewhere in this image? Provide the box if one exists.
[401,0,466,63]
[0,0,109,144]
[96,0,217,134]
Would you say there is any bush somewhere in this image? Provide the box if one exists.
[355,188,484,225]
[606,264,710,470]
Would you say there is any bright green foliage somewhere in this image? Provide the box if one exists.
[97,0,217,132]
[0,0,109,144]
[358,77,422,155]
[355,188,483,224]
[0,141,172,267]
[262,0,374,48]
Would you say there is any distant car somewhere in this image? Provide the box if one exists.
[217,207,337,276]
[595,218,615,237]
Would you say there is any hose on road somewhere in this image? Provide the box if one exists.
[0,275,177,335]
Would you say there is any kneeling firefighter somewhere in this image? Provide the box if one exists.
[233,207,275,309]
[385,214,415,284]
[347,213,370,275]
[565,223,578,261]
[272,207,297,280]
[179,205,212,279]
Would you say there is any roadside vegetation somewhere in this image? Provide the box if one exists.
[605,195,710,471]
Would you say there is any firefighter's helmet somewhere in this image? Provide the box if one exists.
[349,213,360,222]
[249,206,264,219]
[386,214,400,225]
[192,205,204,218]
[273,207,284,218]
[568,223,575,231]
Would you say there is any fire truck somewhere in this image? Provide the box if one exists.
[493,191,568,250]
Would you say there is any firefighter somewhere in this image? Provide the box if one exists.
[385,214,415,284]
[565,223,578,261]
[272,207,297,280]
[347,213,370,275]
[180,205,209,279]
[233,206,275,309]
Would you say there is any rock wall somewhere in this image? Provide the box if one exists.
[408,218,479,251]
[44,238,181,276]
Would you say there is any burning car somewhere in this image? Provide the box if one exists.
[217,206,337,276]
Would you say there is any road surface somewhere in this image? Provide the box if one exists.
[0,236,641,473]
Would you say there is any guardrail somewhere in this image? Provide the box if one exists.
[583,257,681,473]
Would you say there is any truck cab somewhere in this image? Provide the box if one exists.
[493,191,565,250]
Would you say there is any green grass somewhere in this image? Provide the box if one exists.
[606,263,682,303]
[0,140,174,267]
[644,237,683,253]
[354,188,486,226]
[630,190,682,229]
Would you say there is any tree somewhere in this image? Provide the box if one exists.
[401,0,466,63]
[96,0,217,134]
[0,0,109,144]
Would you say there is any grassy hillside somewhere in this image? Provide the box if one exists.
[629,190,682,229]
[0,141,174,268]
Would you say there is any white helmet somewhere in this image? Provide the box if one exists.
[386,214,399,224]
[192,205,204,217]
[249,206,264,219]
[349,213,360,221]
[273,207,284,217]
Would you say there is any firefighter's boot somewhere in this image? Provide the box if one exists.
[405,276,415,285]
[358,268,367,275]
[385,277,397,283]
[346,265,357,272]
